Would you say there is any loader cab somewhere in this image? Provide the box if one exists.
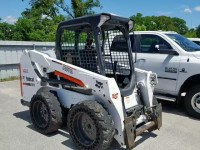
[55,13,135,95]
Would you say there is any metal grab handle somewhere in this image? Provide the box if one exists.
[137,59,146,62]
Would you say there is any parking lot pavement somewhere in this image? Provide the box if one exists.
[0,80,199,150]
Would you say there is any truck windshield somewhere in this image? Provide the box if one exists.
[166,34,200,52]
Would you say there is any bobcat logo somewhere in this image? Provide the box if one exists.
[95,80,103,89]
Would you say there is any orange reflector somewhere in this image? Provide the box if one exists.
[19,64,23,96]
[54,71,85,87]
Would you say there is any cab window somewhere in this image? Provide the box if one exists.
[140,34,172,53]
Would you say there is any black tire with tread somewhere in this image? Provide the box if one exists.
[67,100,115,150]
[185,85,200,119]
[30,90,63,134]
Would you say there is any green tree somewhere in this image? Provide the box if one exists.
[15,0,66,41]
[0,22,15,40]
[17,0,102,41]
[184,28,197,38]
[172,17,188,35]
[71,0,101,17]
[23,0,102,18]
[13,18,34,41]
[130,13,188,35]
[134,24,147,31]
[22,0,60,18]
[13,14,65,41]
[197,25,200,38]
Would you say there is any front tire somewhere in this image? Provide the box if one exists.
[185,85,200,119]
[67,101,115,150]
[30,91,63,134]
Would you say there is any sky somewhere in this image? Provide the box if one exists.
[0,0,200,28]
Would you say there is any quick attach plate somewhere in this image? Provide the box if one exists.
[124,115,136,148]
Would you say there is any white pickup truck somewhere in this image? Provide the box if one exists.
[128,31,200,118]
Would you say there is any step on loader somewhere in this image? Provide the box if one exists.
[20,13,162,150]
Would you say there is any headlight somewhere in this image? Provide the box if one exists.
[150,73,158,86]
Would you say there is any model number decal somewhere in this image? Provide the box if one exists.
[165,67,177,73]
[62,65,73,74]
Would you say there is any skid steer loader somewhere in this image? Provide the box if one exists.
[19,13,162,150]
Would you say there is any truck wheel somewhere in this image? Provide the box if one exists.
[185,85,200,119]
[30,91,63,134]
[67,101,115,150]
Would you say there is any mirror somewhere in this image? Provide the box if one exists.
[155,44,179,55]
[155,44,159,50]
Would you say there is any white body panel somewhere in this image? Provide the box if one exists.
[136,53,180,93]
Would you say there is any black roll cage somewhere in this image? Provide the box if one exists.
[55,13,135,96]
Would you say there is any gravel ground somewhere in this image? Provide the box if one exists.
[0,80,199,150]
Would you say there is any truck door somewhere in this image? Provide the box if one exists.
[134,34,181,94]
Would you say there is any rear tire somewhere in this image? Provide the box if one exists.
[30,90,63,134]
[67,100,115,150]
[185,85,200,119]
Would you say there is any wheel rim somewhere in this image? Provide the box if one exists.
[191,92,200,113]
[72,112,97,146]
[32,100,49,129]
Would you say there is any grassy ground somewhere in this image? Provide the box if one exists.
[0,76,19,82]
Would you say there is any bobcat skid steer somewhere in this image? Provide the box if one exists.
[19,13,162,150]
